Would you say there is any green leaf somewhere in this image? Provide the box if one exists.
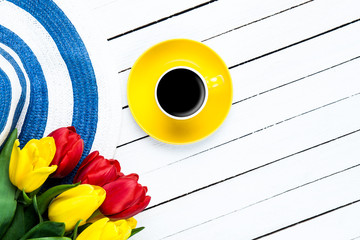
[26,238,71,240]
[0,129,18,238]
[3,201,46,239]
[37,182,80,215]
[19,221,65,240]
[129,227,145,238]
[2,203,26,240]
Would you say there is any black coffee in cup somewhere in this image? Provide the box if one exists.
[156,67,207,119]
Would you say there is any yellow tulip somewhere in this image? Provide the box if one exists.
[125,217,137,229]
[48,184,106,231]
[77,217,137,240]
[9,137,57,192]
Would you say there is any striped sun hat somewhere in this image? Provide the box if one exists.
[0,0,122,180]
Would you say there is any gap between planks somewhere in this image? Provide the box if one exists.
[229,18,360,69]
[159,164,360,239]
[115,0,312,74]
[133,115,360,239]
[107,0,218,41]
[144,127,360,212]
[144,90,360,174]
[201,0,313,42]
[256,199,360,240]
[253,199,360,239]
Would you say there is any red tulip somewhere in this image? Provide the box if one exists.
[73,151,123,186]
[100,174,151,219]
[48,126,84,178]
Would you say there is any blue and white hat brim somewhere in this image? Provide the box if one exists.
[0,0,122,175]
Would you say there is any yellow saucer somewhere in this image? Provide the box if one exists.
[127,39,233,144]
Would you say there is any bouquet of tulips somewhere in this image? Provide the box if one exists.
[0,127,150,240]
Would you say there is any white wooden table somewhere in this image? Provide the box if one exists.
[62,0,360,239]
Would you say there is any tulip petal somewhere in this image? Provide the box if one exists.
[73,151,99,183]
[9,137,57,192]
[58,137,83,177]
[37,137,56,167]
[100,181,134,215]
[102,220,132,240]
[48,128,68,166]
[76,217,109,240]
[9,140,33,189]
[125,173,139,181]
[49,195,99,225]
[100,175,150,220]
[126,218,137,229]
[22,138,55,171]
[108,196,151,220]
[78,151,99,171]
[23,138,54,168]
[84,166,119,186]
[20,165,57,192]
[73,152,123,186]
[53,137,83,178]
[54,154,71,177]
[110,159,122,173]
[48,185,106,231]
[48,127,84,178]
[9,139,21,186]
[54,184,96,199]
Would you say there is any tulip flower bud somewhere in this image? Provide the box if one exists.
[100,174,151,220]
[9,137,57,193]
[76,217,136,240]
[48,184,106,231]
[73,151,123,186]
[48,126,84,178]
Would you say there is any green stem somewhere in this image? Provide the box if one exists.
[33,195,43,223]
[71,220,82,240]
[15,188,21,200]
[22,190,33,205]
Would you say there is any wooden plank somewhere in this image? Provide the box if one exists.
[55,0,117,13]
[115,56,360,177]
[117,20,360,145]
[134,154,360,239]
[108,0,359,72]
[206,0,360,69]
[260,201,360,240]
[94,0,215,40]
[128,93,360,208]
[55,0,214,43]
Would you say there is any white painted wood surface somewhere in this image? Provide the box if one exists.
[63,0,360,239]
